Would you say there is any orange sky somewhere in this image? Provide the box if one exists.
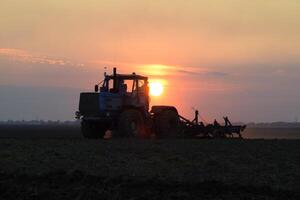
[0,1,300,121]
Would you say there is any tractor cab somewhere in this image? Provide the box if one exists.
[78,68,149,120]
[96,68,149,109]
[96,68,149,113]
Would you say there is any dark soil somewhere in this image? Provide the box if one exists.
[0,126,299,199]
[1,170,299,200]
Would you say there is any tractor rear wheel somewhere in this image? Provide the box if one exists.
[81,120,106,139]
[154,109,181,138]
[117,109,146,138]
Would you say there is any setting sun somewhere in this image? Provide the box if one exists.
[149,81,164,96]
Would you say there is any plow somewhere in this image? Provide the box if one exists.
[179,111,246,138]
[76,68,246,139]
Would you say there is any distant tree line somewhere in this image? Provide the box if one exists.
[1,120,300,128]
[0,120,80,125]
[246,122,300,128]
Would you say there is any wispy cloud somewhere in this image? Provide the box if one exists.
[0,49,229,83]
[205,71,228,77]
[138,64,228,79]
[0,48,84,67]
[89,60,229,78]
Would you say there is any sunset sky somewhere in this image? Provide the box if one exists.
[1,0,300,122]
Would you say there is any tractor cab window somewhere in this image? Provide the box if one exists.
[132,79,147,95]
[121,79,134,94]
[101,79,113,92]
[138,80,146,93]
[101,78,147,95]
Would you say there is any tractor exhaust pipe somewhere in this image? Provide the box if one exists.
[113,67,117,91]
[113,67,117,77]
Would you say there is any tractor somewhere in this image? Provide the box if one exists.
[76,68,246,139]
[76,68,180,138]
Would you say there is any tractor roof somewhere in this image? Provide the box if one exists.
[106,74,148,80]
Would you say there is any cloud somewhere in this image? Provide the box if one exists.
[174,68,228,78]
[0,48,229,91]
[0,48,97,88]
[205,71,228,77]
[0,48,84,67]
[139,64,228,79]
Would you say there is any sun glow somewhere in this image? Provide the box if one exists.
[141,64,170,76]
[149,81,164,96]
